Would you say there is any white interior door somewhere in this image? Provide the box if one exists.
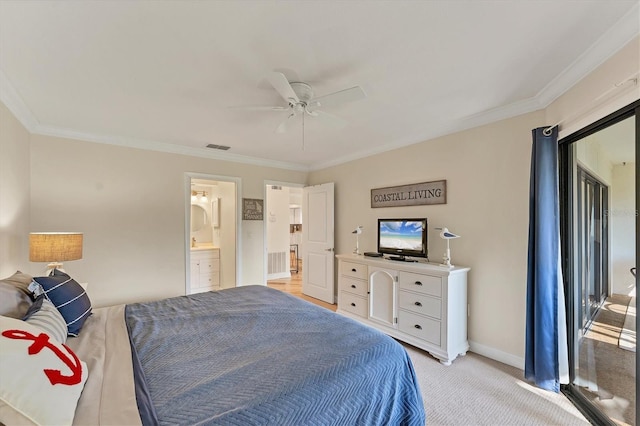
[302,182,335,303]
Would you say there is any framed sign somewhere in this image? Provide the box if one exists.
[371,180,446,208]
[242,198,264,220]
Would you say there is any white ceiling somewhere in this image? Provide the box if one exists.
[1,1,638,171]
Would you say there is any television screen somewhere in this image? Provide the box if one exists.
[377,218,427,260]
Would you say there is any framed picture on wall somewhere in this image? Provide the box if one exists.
[242,198,263,220]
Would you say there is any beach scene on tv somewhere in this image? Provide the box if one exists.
[379,221,424,250]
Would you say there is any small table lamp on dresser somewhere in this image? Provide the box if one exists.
[29,232,83,276]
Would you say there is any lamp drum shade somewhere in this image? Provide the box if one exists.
[29,233,83,262]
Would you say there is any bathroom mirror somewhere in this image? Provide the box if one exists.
[191,204,208,232]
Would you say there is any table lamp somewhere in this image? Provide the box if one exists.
[29,232,83,275]
[437,227,460,268]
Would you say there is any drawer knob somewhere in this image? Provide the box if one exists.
[415,281,422,286]
[351,284,356,289]
[414,324,422,330]
[414,301,422,307]
[351,268,357,272]
[350,303,356,307]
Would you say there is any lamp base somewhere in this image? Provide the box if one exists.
[45,262,64,276]
[441,248,454,268]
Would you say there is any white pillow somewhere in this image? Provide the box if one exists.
[0,316,88,425]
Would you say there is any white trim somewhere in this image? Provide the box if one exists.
[536,4,640,108]
[468,340,525,371]
[0,69,39,131]
[34,124,309,172]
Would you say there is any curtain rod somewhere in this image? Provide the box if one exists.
[542,72,639,136]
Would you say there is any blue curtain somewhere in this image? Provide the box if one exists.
[525,127,568,392]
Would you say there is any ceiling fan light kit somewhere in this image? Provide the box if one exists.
[236,71,366,149]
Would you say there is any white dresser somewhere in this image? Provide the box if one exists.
[336,253,469,365]
[190,248,221,293]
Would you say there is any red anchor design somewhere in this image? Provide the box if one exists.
[2,329,83,386]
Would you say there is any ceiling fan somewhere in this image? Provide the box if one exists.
[234,72,366,149]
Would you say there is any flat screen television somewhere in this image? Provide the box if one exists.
[377,218,428,261]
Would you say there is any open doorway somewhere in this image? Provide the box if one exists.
[185,174,240,295]
[264,183,302,287]
[264,182,337,309]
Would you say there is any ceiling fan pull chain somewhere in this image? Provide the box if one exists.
[302,112,305,151]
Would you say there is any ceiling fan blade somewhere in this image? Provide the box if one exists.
[228,105,289,111]
[309,86,366,109]
[268,72,299,104]
[307,109,347,129]
[275,112,297,134]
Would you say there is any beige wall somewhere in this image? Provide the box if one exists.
[0,101,30,278]
[611,163,636,296]
[309,111,542,365]
[28,133,307,307]
[575,136,614,185]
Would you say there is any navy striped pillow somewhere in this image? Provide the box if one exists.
[32,271,92,336]
[23,295,68,344]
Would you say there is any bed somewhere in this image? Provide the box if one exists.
[1,271,425,425]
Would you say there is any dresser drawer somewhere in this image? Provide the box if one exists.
[398,290,441,319]
[339,276,368,297]
[398,310,441,346]
[340,291,367,318]
[340,261,368,280]
[398,271,441,297]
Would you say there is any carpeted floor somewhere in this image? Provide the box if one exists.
[401,343,589,425]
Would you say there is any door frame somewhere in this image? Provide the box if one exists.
[263,180,305,285]
[558,99,639,425]
[185,172,242,294]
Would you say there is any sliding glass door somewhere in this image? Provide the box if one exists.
[576,167,608,332]
[560,100,638,426]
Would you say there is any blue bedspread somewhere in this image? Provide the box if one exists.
[125,286,425,425]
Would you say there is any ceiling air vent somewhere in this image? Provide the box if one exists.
[206,144,230,151]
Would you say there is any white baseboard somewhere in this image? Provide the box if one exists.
[469,340,524,370]
[266,272,291,280]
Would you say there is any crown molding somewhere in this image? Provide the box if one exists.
[311,96,545,170]
[535,3,640,108]
[0,69,39,131]
[33,125,310,172]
